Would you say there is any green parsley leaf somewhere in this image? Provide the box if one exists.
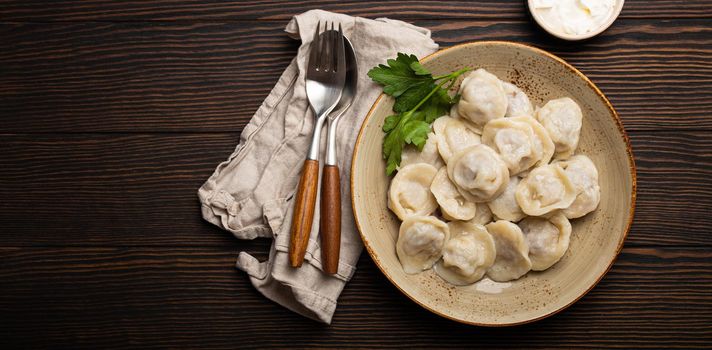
[410,61,431,76]
[422,88,453,123]
[382,114,401,133]
[392,82,435,113]
[369,53,472,175]
[367,53,432,97]
[383,128,403,173]
[402,120,429,148]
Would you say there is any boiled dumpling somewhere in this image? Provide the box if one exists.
[487,176,526,222]
[451,69,508,133]
[518,212,572,271]
[469,203,493,225]
[555,155,601,219]
[396,215,450,274]
[388,163,438,220]
[399,132,445,169]
[432,114,449,135]
[486,220,532,282]
[535,97,583,159]
[432,116,481,162]
[481,118,542,175]
[386,70,602,286]
[430,167,477,221]
[447,144,510,202]
[502,82,534,118]
[516,164,577,216]
[509,116,555,167]
[434,222,496,285]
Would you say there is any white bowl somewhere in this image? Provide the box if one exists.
[528,0,625,41]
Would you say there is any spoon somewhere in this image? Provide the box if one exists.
[320,35,357,274]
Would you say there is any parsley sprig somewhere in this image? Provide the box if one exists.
[367,53,471,175]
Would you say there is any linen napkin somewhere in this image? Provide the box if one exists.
[197,9,438,324]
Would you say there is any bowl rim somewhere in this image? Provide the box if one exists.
[527,0,625,41]
[350,41,637,327]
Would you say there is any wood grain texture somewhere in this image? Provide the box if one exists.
[320,165,341,274]
[0,246,710,348]
[0,0,710,21]
[289,159,320,267]
[1,20,710,132]
[0,132,709,247]
[1,0,711,347]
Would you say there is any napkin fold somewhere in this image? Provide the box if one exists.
[198,9,438,324]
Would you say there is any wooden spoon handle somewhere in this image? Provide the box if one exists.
[319,165,341,274]
[289,159,319,268]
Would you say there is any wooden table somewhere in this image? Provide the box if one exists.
[1,1,711,348]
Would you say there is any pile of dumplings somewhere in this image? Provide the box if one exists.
[388,68,601,285]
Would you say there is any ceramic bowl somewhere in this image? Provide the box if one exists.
[528,0,625,41]
[351,41,636,326]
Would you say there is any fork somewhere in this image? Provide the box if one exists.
[289,22,346,268]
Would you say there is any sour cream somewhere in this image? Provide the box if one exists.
[532,0,616,36]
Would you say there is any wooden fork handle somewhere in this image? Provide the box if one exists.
[320,165,341,274]
[289,159,319,268]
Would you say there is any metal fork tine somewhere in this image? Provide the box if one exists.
[308,21,320,72]
[318,23,328,71]
[325,22,334,72]
[323,22,330,71]
[336,23,345,73]
[330,22,336,72]
[329,22,336,72]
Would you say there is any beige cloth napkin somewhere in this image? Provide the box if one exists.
[198,9,438,324]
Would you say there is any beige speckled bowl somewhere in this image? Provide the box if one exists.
[351,42,636,326]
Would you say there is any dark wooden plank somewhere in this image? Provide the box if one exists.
[0,246,710,348]
[0,0,710,21]
[0,133,238,247]
[0,21,297,133]
[1,20,710,133]
[629,132,712,246]
[0,132,709,247]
